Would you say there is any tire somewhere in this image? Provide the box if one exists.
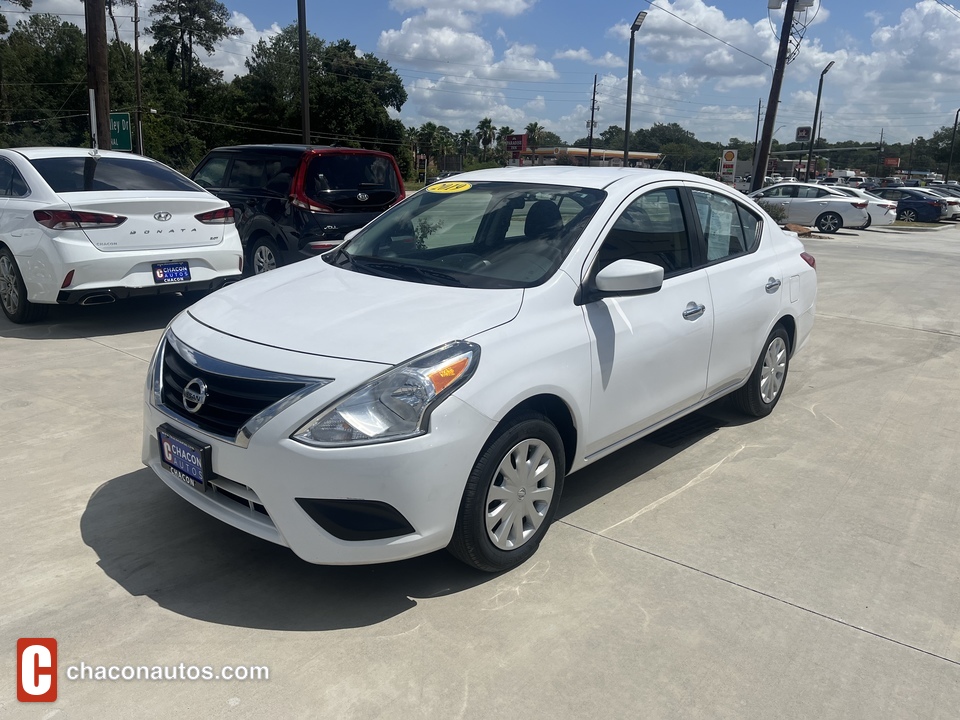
[815,212,842,233]
[448,412,566,572]
[733,326,790,418]
[861,214,872,229]
[898,208,917,223]
[249,237,281,275]
[0,247,47,324]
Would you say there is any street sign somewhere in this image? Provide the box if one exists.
[109,112,132,152]
[795,126,812,143]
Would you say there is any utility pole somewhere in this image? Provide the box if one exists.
[875,128,883,178]
[750,0,798,192]
[85,0,111,149]
[586,75,598,167]
[753,99,762,162]
[298,0,310,144]
[134,1,144,154]
[946,109,959,183]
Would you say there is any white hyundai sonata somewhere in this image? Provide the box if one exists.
[0,147,244,323]
[142,167,817,572]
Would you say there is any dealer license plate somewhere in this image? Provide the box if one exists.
[158,424,212,490]
[152,261,191,284]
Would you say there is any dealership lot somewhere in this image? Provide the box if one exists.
[2,222,959,717]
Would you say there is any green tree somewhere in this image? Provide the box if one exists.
[148,0,243,91]
[525,121,544,164]
[0,0,31,34]
[476,117,494,161]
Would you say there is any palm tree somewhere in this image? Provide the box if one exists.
[434,126,455,171]
[525,121,545,165]
[417,122,438,178]
[476,117,494,162]
[495,125,514,164]
[457,129,474,169]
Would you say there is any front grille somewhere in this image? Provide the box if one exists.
[160,340,308,439]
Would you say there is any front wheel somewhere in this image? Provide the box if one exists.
[249,237,281,275]
[448,413,565,572]
[898,208,917,222]
[0,247,47,324]
[733,326,791,418]
[815,212,842,233]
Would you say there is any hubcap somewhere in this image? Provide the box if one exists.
[252,245,277,274]
[760,337,788,404]
[485,438,556,551]
[819,214,840,232]
[0,256,20,315]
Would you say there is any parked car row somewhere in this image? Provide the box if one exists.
[747,182,872,232]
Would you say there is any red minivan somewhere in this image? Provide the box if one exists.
[192,145,405,274]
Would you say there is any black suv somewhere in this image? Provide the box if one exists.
[191,145,405,274]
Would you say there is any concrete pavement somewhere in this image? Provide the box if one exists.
[2,222,959,718]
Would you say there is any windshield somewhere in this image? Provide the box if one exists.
[326,181,606,289]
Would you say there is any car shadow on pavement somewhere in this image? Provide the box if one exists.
[82,409,736,632]
[80,468,492,631]
[0,294,198,340]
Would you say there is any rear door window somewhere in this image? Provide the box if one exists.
[192,156,229,188]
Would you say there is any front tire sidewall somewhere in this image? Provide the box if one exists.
[449,414,565,572]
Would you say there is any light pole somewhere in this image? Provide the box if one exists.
[622,10,647,165]
[805,60,834,182]
[946,108,959,183]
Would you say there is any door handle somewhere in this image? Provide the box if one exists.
[765,277,782,293]
[682,302,706,320]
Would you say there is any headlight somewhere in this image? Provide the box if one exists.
[292,340,480,447]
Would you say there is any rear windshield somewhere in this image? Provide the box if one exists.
[305,154,400,200]
[30,156,202,193]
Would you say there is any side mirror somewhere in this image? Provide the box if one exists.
[595,259,664,294]
[578,259,664,305]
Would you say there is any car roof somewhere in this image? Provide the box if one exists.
[437,166,711,191]
[205,144,391,155]
[3,146,158,161]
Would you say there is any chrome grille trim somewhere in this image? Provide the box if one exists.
[152,329,333,448]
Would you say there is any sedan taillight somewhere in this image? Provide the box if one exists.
[34,210,126,230]
[195,207,236,224]
[850,202,868,209]
[801,252,816,270]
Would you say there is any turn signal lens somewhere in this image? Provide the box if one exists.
[801,252,816,270]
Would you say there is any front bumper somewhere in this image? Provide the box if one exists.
[141,330,497,566]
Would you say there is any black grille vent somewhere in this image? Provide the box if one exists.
[161,340,308,438]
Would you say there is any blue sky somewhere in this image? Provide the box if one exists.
[6,0,960,145]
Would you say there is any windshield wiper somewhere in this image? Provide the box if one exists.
[350,258,462,287]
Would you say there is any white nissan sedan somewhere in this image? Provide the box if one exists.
[142,167,817,572]
[0,147,244,323]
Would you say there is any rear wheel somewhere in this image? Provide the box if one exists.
[815,212,842,233]
[249,237,281,275]
[0,247,47,324]
[898,208,917,222]
[448,413,565,572]
[861,214,872,229]
[733,326,790,418]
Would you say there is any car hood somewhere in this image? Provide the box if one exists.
[188,259,524,365]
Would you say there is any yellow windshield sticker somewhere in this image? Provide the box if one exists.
[426,181,472,194]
